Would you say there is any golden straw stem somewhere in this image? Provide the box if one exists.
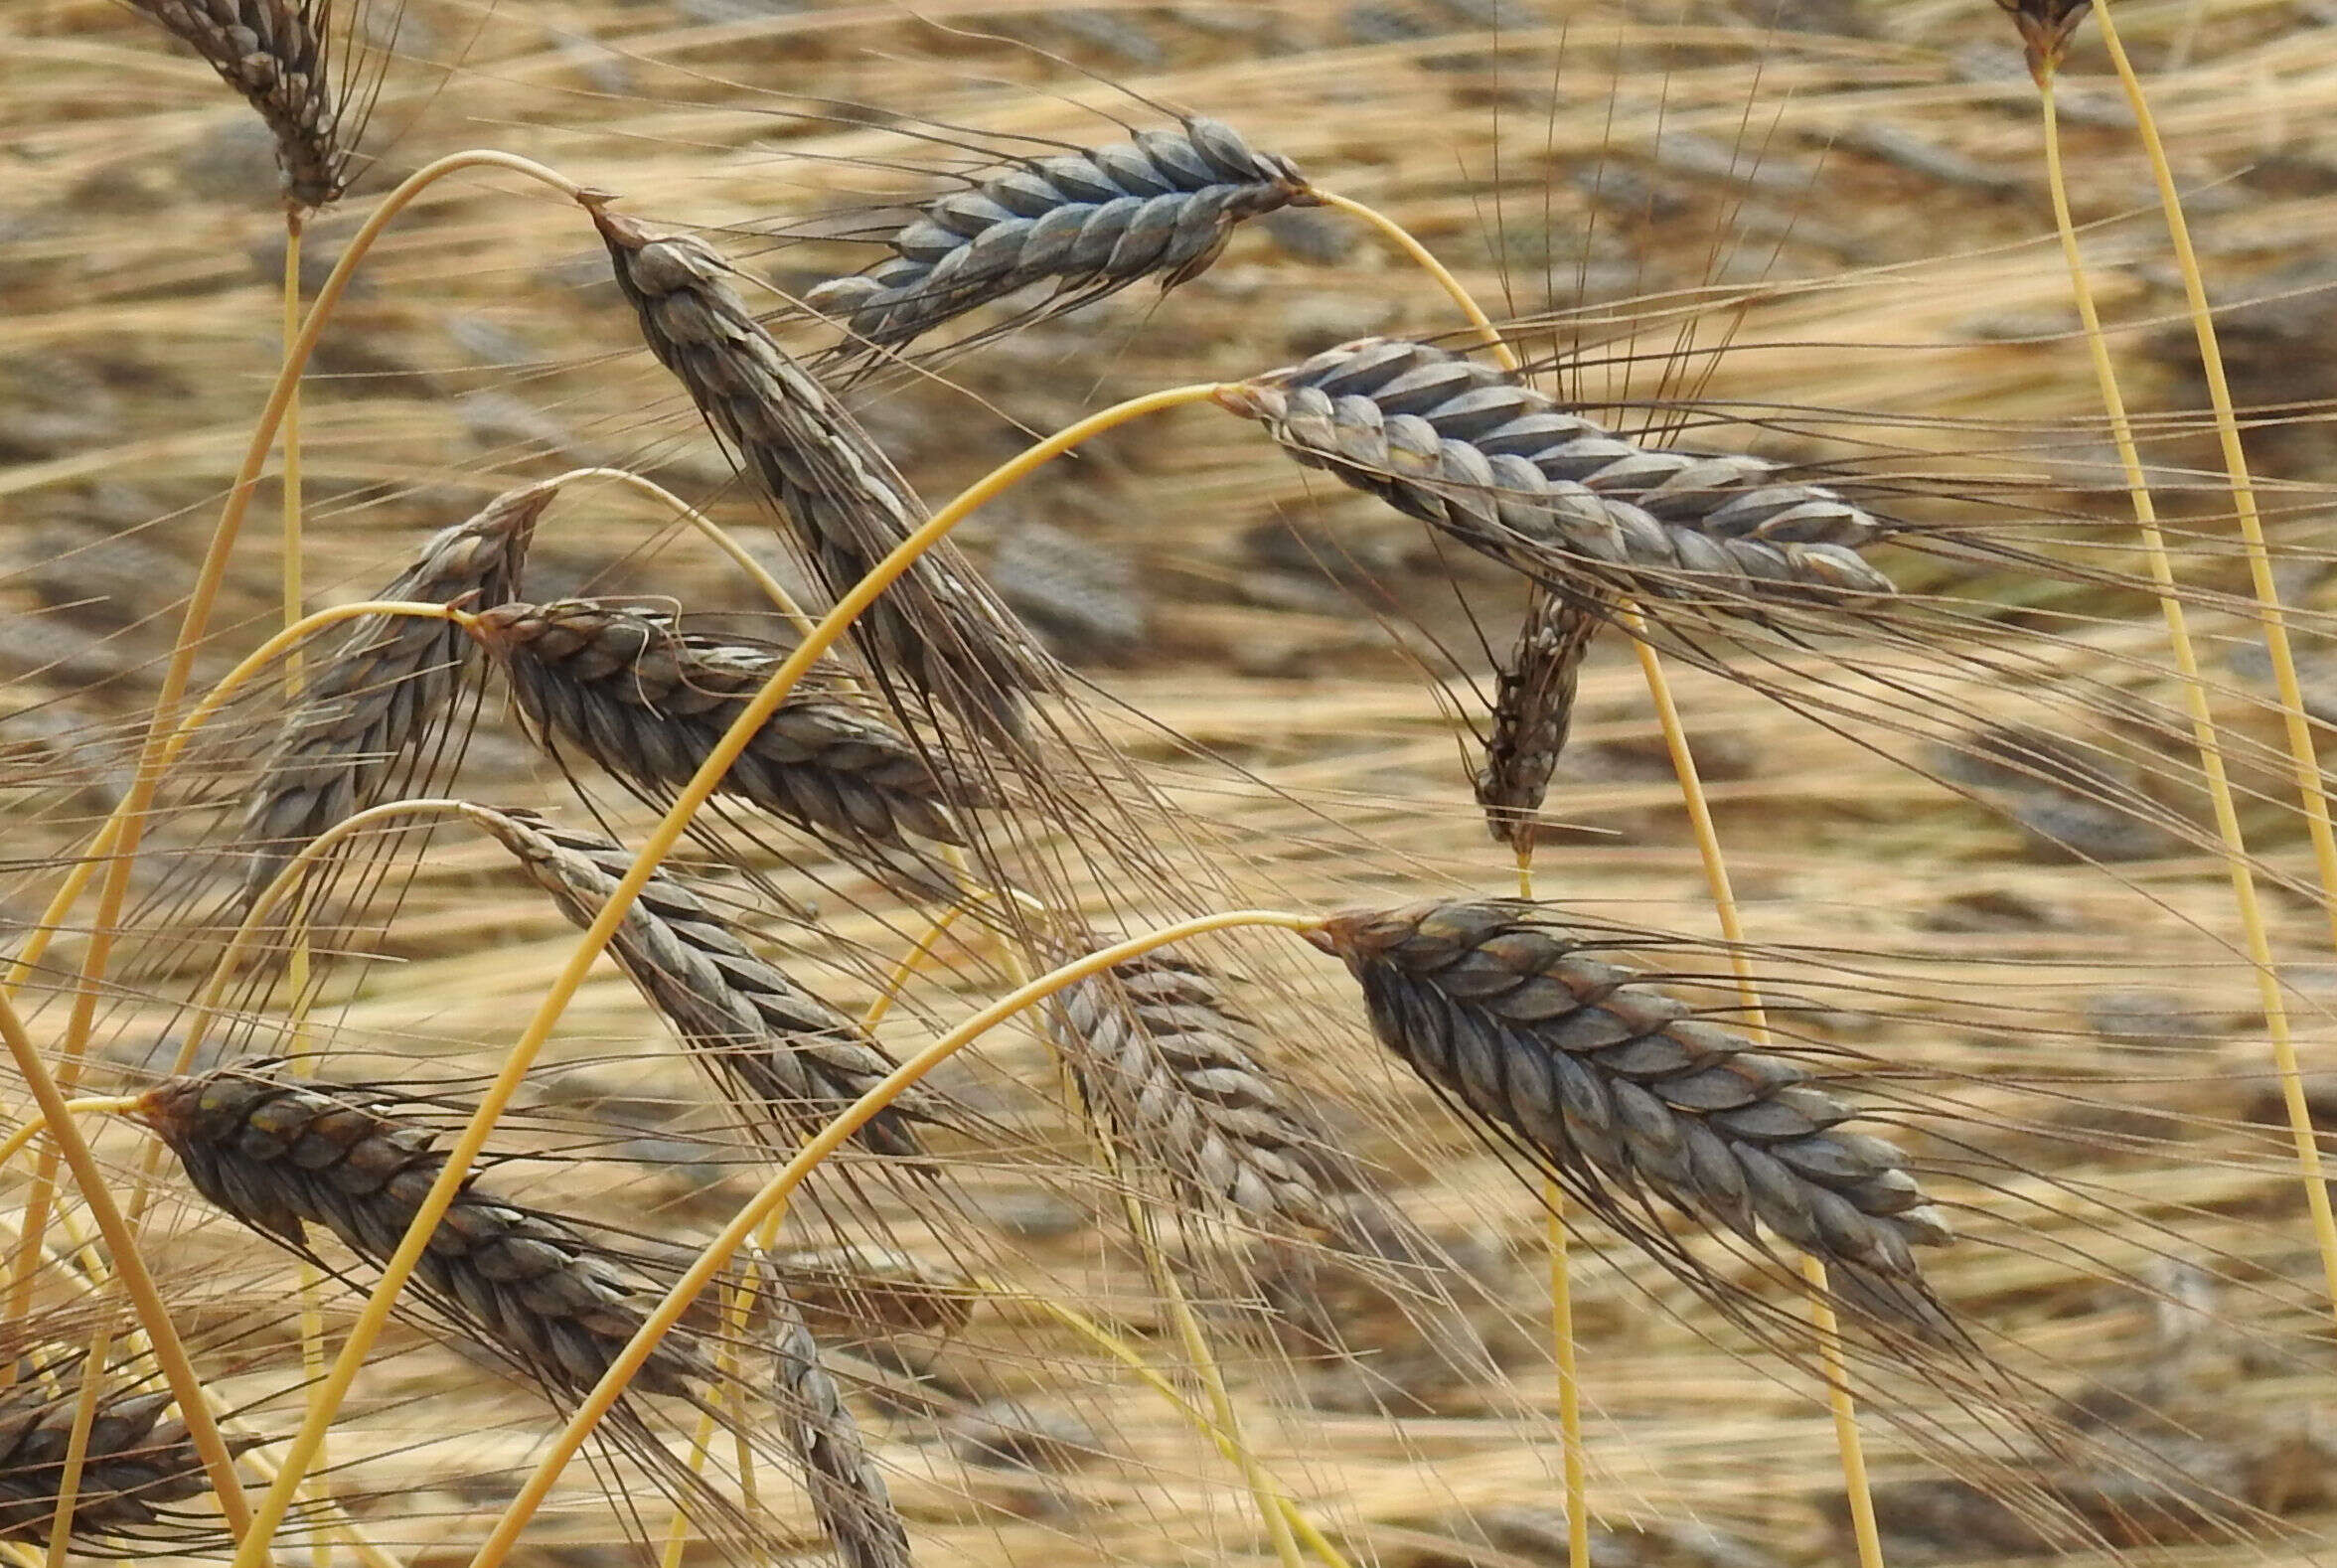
[44,1325,115,1568]
[461,910,1326,1568]
[0,989,254,1537]
[1801,1254,1882,1568]
[1545,1182,1589,1568]
[545,467,819,641]
[1311,190,1518,374]
[0,1100,143,1173]
[2036,79,2337,1321]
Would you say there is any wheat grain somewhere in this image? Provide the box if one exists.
[122,0,352,209]
[763,1280,912,1568]
[1220,338,1896,611]
[237,483,551,903]
[467,805,936,1157]
[0,1376,234,1545]
[591,203,1057,740]
[134,1065,709,1397]
[1310,901,1952,1304]
[469,598,989,896]
[806,116,1312,358]
[1476,591,1601,852]
[1052,946,1347,1232]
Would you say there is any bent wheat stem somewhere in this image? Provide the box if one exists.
[2037,80,2337,1323]
[0,990,252,1538]
[546,466,818,639]
[0,1101,144,1173]
[1309,191,1518,374]
[464,910,1326,1568]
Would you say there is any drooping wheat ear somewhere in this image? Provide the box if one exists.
[590,203,1058,740]
[122,1,352,210]
[1309,901,1952,1311]
[1219,338,1896,612]
[1476,591,1602,852]
[469,598,990,897]
[238,483,552,903]
[763,1279,912,1568]
[1051,944,1350,1233]
[806,115,1315,359]
[0,1376,241,1546]
[466,805,936,1158]
[134,1065,709,1397]
[1993,0,2095,78]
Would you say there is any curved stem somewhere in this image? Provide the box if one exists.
[2036,78,2337,1323]
[0,1099,142,1173]
[0,989,253,1538]
[463,909,1325,1568]
[1309,190,1518,374]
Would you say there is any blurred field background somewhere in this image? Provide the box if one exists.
[7,2,2337,1566]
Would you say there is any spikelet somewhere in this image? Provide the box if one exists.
[591,204,1058,740]
[1476,591,1601,851]
[468,806,935,1157]
[122,0,353,209]
[807,116,1313,358]
[135,1065,709,1397]
[238,483,551,903]
[470,597,990,897]
[1220,338,1896,612]
[764,1281,913,1568]
[1052,945,1346,1232]
[1310,901,1952,1316]
[0,1377,229,1546]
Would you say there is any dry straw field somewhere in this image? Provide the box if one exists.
[6,1,2337,1566]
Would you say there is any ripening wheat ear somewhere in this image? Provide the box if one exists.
[465,804,940,1158]
[1221,337,1896,610]
[805,114,1315,362]
[133,1065,712,1398]
[1476,590,1601,853]
[1309,900,1954,1330]
[589,201,1059,742]
[469,597,993,898]
[122,0,355,210]
[0,1375,252,1547]
[237,483,552,903]
[762,1280,912,1568]
[1049,942,1356,1235]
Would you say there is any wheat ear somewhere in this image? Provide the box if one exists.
[121,0,351,210]
[1477,590,1602,853]
[0,1374,247,1547]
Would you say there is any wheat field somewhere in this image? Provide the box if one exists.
[3,3,2337,1568]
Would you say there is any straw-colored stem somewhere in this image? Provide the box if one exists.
[0,1099,143,1173]
[461,909,1325,1568]
[1310,190,1518,374]
[860,897,982,1031]
[545,466,818,641]
[43,1324,114,1568]
[1617,609,1883,1568]
[0,988,253,1538]
[1545,1182,1589,1568]
[1801,1253,1881,1568]
[2037,81,2337,1322]
[2095,6,2337,950]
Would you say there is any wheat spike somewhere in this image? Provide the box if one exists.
[0,1376,233,1546]
[238,483,551,902]
[1053,946,1347,1232]
[1221,338,1896,611]
[763,1279,913,1568]
[135,1065,709,1397]
[1993,0,2095,76]
[1476,591,1601,851]
[122,0,353,209]
[468,806,936,1157]
[470,598,989,896]
[591,204,1058,740]
[807,115,1313,358]
[1311,901,1952,1308]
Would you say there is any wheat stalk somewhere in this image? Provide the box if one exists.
[466,805,938,1157]
[806,115,1313,360]
[469,598,988,896]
